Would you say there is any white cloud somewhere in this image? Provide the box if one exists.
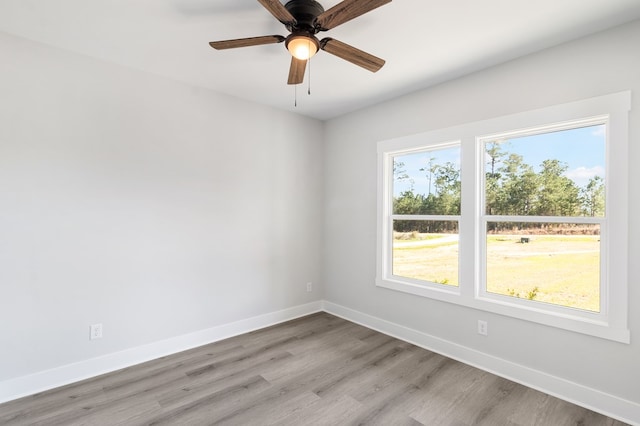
[565,165,605,186]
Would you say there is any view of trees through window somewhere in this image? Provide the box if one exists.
[392,145,460,285]
[392,124,605,311]
[484,129,605,219]
[482,124,605,312]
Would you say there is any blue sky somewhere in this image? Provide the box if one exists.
[394,146,460,196]
[393,124,605,196]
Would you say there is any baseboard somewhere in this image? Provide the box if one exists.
[0,301,323,404]
[322,301,640,426]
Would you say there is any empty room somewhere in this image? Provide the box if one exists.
[1,0,639,424]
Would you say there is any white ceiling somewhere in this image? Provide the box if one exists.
[1,0,640,120]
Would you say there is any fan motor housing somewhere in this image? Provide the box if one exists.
[284,0,325,32]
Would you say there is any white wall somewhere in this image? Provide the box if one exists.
[0,32,323,385]
[323,19,640,412]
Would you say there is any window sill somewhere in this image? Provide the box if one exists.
[376,276,630,344]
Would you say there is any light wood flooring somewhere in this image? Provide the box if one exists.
[0,312,628,425]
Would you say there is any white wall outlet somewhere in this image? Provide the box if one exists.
[90,323,103,340]
[306,282,312,292]
[477,320,488,336]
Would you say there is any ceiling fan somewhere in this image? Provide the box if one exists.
[209,0,391,85]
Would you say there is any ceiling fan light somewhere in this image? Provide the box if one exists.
[286,35,319,60]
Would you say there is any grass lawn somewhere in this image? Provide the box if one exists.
[392,234,600,312]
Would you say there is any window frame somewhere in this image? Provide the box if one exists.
[376,92,631,343]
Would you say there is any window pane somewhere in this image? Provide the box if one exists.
[485,222,600,312]
[393,146,461,215]
[393,220,458,286]
[484,125,605,217]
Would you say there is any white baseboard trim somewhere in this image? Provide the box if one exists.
[322,301,640,426]
[0,301,323,404]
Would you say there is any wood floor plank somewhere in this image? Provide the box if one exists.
[155,352,292,410]
[0,384,107,426]
[0,313,629,425]
[142,375,272,425]
[277,393,363,425]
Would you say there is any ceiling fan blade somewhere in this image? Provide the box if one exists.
[315,0,391,31]
[209,35,285,50]
[257,0,297,25]
[320,38,385,72]
[287,57,307,85]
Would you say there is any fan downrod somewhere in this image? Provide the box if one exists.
[284,0,324,33]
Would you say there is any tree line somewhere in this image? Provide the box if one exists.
[393,143,604,233]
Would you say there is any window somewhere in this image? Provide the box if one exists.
[480,121,605,313]
[391,145,460,288]
[376,92,630,342]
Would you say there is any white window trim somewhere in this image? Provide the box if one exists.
[376,92,631,343]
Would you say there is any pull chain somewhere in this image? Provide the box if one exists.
[294,83,297,107]
[308,56,312,95]
[307,39,312,95]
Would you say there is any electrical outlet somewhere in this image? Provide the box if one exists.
[306,282,313,292]
[477,320,488,336]
[90,323,103,340]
